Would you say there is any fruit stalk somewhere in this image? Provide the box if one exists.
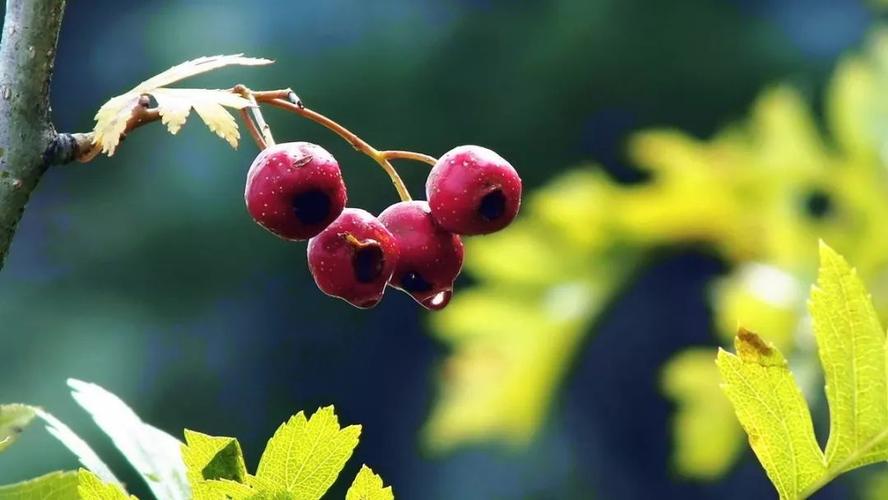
[263,97,414,202]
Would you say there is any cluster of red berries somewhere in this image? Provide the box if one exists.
[244,143,521,310]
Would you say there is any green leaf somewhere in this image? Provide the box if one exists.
[182,429,250,499]
[810,242,888,470]
[716,329,826,498]
[0,404,35,453]
[68,379,189,500]
[719,243,888,499]
[255,406,361,500]
[346,465,394,500]
[182,430,248,483]
[0,471,79,500]
[77,469,135,500]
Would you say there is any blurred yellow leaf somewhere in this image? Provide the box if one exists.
[661,349,744,479]
[92,54,271,155]
[425,29,888,487]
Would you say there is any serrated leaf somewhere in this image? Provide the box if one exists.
[0,404,35,453]
[182,429,248,483]
[132,54,272,93]
[717,329,826,499]
[810,242,888,470]
[92,54,270,155]
[255,406,361,500]
[182,429,249,499]
[68,379,189,500]
[346,465,393,500]
[35,408,121,487]
[0,471,79,500]
[77,469,135,500]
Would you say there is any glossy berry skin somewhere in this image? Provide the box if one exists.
[426,145,522,235]
[307,208,399,308]
[379,201,464,310]
[245,142,347,241]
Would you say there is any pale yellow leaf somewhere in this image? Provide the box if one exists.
[92,54,270,155]
[346,465,394,500]
[133,54,272,94]
[93,95,143,156]
[191,99,241,148]
[255,406,361,500]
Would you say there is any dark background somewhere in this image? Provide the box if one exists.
[0,1,874,498]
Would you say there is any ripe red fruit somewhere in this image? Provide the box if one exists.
[245,142,347,240]
[379,201,464,310]
[307,208,399,308]
[426,145,522,235]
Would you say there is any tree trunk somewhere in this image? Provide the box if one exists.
[0,0,68,268]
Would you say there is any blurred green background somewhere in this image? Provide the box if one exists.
[0,0,877,498]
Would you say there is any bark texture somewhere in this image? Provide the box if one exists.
[0,0,68,268]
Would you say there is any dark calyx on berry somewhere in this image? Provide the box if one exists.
[379,200,464,311]
[426,145,522,235]
[307,208,399,309]
[292,189,332,225]
[244,142,347,241]
[352,243,385,283]
[478,188,507,221]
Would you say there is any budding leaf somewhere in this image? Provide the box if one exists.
[92,54,272,155]
[346,465,394,500]
[718,243,888,499]
[255,406,361,500]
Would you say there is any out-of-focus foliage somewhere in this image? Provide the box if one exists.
[0,381,392,499]
[93,55,271,155]
[0,405,35,454]
[718,244,888,499]
[427,28,888,482]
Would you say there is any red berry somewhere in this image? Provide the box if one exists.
[379,201,464,311]
[245,142,347,240]
[426,145,522,235]
[307,208,399,308]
